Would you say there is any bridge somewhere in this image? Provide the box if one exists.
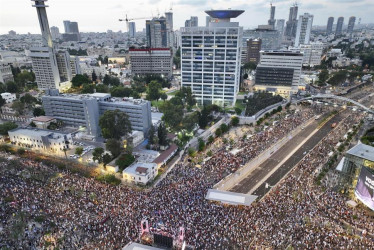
[297,94,374,114]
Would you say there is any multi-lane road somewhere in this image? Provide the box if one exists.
[230,112,347,198]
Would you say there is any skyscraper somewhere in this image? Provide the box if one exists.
[62,20,80,41]
[185,16,198,27]
[268,4,276,29]
[50,26,60,40]
[129,22,136,38]
[347,16,356,33]
[165,11,173,31]
[326,17,334,35]
[336,17,344,36]
[246,39,262,64]
[294,13,313,47]
[181,9,244,106]
[63,20,71,33]
[285,4,298,38]
[276,19,285,40]
[146,17,167,48]
[29,1,71,91]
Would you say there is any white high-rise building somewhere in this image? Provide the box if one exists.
[255,51,304,97]
[294,13,313,47]
[289,42,324,67]
[50,26,60,40]
[129,22,136,38]
[181,10,244,106]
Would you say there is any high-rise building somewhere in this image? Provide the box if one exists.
[8,30,16,36]
[0,63,14,83]
[62,20,80,41]
[268,4,276,29]
[294,13,313,47]
[206,16,212,27]
[276,19,285,40]
[336,17,344,36]
[146,17,167,48]
[181,10,244,106]
[165,11,174,47]
[254,51,304,97]
[129,48,173,77]
[63,20,70,33]
[50,26,60,40]
[129,22,136,38]
[326,17,334,35]
[185,16,198,27]
[30,0,61,90]
[285,4,298,38]
[246,39,261,64]
[244,26,280,51]
[56,51,73,82]
[347,16,356,33]
[289,42,324,66]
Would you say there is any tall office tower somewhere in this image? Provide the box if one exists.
[69,22,79,33]
[244,26,280,51]
[255,51,303,97]
[69,56,81,76]
[285,4,298,38]
[165,11,173,47]
[206,16,212,27]
[50,26,60,40]
[276,19,285,40]
[185,20,191,27]
[326,17,334,35]
[246,39,261,64]
[63,20,71,33]
[190,16,198,27]
[268,4,276,29]
[30,0,61,90]
[347,16,356,33]
[129,22,136,38]
[165,11,173,31]
[181,10,244,106]
[336,17,344,36]
[294,13,313,47]
[146,17,167,48]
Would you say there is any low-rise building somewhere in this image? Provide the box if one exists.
[289,42,324,66]
[130,131,144,148]
[0,64,14,83]
[153,144,178,168]
[8,127,73,153]
[31,116,57,129]
[0,92,16,103]
[122,162,158,185]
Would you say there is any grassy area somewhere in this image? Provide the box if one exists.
[151,100,165,108]
[238,91,248,95]
[167,90,178,96]
[235,100,246,110]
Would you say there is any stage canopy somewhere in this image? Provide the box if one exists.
[123,242,163,250]
[206,189,258,206]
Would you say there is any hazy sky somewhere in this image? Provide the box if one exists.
[0,0,373,34]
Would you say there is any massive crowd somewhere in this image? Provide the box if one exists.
[1,106,374,249]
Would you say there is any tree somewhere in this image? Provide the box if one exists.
[15,70,35,87]
[99,109,132,139]
[317,69,329,85]
[111,86,132,97]
[243,62,257,70]
[33,107,45,117]
[198,138,205,152]
[75,147,84,156]
[161,92,168,102]
[188,147,196,157]
[81,84,95,94]
[106,139,121,158]
[0,96,5,111]
[157,123,168,146]
[92,70,97,82]
[149,125,156,145]
[181,112,199,131]
[159,99,184,130]
[220,123,229,133]
[208,135,214,144]
[215,128,222,137]
[231,116,239,126]
[6,81,18,93]
[176,87,196,108]
[115,153,135,171]
[29,121,36,127]
[103,74,120,86]
[92,147,104,163]
[95,84,109,93]
[147,80,162,101]
[0,122,18,135]
[11,101,25,115]
[198,106,212,128]
[103,153,112,167]
[72,74,91,88]
[20,93,37,105]
[235,107,242,115]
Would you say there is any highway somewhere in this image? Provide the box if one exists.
[230,112,346,197]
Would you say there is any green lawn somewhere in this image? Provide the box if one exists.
[151,100,164,108]
[235,100,246,110]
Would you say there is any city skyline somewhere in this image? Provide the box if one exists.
[0,0,373,34]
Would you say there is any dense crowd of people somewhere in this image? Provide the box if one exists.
[1,106,374,249]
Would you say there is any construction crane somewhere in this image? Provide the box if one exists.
[119,14,153,38]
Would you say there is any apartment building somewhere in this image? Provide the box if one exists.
[0,64,14,83]
[129,48,172,77]
[289,42,324,66]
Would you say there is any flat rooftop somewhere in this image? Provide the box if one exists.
[32,116,55,122]
[123,162,157,175]
[346,143,374,162]
[44,93,148,105]
[8,127,70,137]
